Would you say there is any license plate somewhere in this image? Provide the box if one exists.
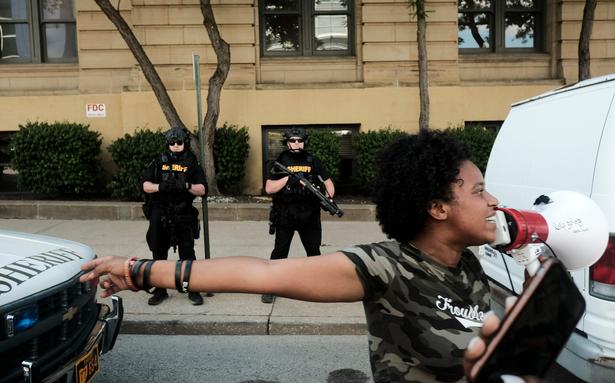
[75,344,100,383]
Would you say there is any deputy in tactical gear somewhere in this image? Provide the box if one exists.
[142,127,207,306]
[262,127,335,304]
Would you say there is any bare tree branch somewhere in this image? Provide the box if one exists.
[199,0,230,196]
[94,0,186,131]
[410,0,430,131]
[578,0,597,81]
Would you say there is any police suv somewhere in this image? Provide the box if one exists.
[0,230,122,383]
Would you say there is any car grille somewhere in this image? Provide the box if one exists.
[0,276,98,383]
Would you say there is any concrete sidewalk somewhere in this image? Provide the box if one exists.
[0,214,387,336]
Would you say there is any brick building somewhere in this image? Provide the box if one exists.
[1,0,614,193]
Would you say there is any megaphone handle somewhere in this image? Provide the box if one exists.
[525,259,541,277]
[510,244,545,277]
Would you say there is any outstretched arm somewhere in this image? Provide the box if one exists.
[80,252,365,303]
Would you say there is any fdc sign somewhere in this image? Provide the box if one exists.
[86,103,106,118]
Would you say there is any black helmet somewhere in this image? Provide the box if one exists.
[165,127,188,145]
[282,127,308,144]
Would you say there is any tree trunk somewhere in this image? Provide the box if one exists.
[416,0,430,132]
[199,0,230,196]
[94,0,186,131]
[578,0,597,81]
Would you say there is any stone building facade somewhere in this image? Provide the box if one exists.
[1,0,614,193]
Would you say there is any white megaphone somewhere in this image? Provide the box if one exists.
[490,190,609,276]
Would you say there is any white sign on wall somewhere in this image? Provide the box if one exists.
[86,103,106,118]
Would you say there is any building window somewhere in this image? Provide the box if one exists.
[259,0,354,57]
[0,0,77,63]
[458,0,543,53]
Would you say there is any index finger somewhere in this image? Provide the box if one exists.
[79,257,108,282]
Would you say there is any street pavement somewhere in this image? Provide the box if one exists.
[0,201,387,336]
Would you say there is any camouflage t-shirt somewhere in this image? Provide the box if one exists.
[341,241,491,383]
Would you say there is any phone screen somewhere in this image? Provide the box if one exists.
[472,259,586,382]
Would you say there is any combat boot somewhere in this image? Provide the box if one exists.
[188,292,204,305]
[148,288,169,305]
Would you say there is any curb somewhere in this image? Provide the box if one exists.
[119,318,367,336]
[0,201,377,221]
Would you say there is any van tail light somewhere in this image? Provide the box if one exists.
[590,233,615,301]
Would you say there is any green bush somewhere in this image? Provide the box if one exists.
[353,128,408,193]
[307,129,341,181]
[445,125,498,174]
[108,129,166,200]
[213,123,250,194]
[11,121,103,195]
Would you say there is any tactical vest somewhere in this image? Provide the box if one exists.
[157,152,191,182]
[276,153,323,204]
[153,151,195,207]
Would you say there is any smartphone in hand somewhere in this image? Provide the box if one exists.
[468,258,586,382]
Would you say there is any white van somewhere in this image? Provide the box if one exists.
[482,74,615,382]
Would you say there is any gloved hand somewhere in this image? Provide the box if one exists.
[286,175,301,188]
[158,180,172,193]
[159,178,185,193]
[172,177,187,191]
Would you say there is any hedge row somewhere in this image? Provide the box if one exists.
[108,123,251,200]
[10,121,497,198]
[10,122,251,199]
[11,121,103,195]
[349,125,497,192]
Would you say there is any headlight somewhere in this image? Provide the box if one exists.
[6,306,39,337]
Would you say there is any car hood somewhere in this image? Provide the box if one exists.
[0,230,95,305]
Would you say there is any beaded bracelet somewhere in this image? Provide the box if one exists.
[124,257,140,292]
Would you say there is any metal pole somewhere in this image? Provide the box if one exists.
[192,53,212,268]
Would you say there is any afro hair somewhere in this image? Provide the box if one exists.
[372,130,470,243]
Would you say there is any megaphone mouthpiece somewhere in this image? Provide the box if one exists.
[496,208,549,252]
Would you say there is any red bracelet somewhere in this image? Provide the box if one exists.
[124,257,140,291]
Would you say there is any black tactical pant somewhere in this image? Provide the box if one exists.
[270,204,321,260]
[146,206,196,261]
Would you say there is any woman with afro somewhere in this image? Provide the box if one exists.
[80,130,504,383]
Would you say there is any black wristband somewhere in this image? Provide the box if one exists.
[174,260,183,292]
[143,260,156,293]
[181,259,193,293]
[131,259,147,290]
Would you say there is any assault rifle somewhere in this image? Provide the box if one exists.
[273,161,344,217]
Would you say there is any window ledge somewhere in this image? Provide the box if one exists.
[459,52,550,64]
[0,63,79,75]
[260,56,357,64]
[255,81,365,91]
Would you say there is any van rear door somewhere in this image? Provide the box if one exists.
[584,89,615,339]
[483,81,615,332]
